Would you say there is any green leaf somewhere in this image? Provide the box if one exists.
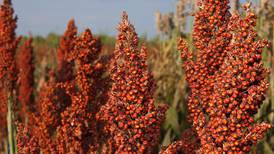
[165,107,180,135]
[263,142,273,154]
[162,128,172,146]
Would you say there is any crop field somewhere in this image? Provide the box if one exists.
[0,0,273,153]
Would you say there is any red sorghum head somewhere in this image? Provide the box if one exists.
[0,0,19,151]
[17,37,35,121]
[97,12,167,154]
[55,28,102,153]
[0,0,20,88]
[56,19,77,82]
[177,0,271,153]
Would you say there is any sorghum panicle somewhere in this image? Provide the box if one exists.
[0,0,19,151]
[34,83,68,152]
[97,12,167,154]
[72,29,101,95]
[0,0,20,88]
[16,24,105,154]
[17,37,35,121]
[16,122,40,154]
[16,80,69,153]
[56,29,102,153]
[0,88,7,151]
[176,0,271,153]
[57,19,77,82]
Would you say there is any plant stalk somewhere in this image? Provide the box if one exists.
[271,22,274,124]
[7,91,15,154]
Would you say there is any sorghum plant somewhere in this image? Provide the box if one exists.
[55,29,102,153]
[0,0,19,85]
[256,0,274,151]
[97,12,167,153]
[24,81,68,153]
[0,0,20,153]
[155,0,192,37]
[153,0,193,145]
[17,37,35,122]
[0,88,7,151]
[155,11,175,38]
[148,37,187,146]
[23,20,79,153]
[16,122,40,154]
[17,81,69,153]
[16,19,107,153]
[174,0,191,34]
[56,19,77,82]
[173,0,271,153]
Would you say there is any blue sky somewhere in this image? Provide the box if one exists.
[13,0,177,38]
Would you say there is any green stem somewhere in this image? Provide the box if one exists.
[7,91,15,154]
